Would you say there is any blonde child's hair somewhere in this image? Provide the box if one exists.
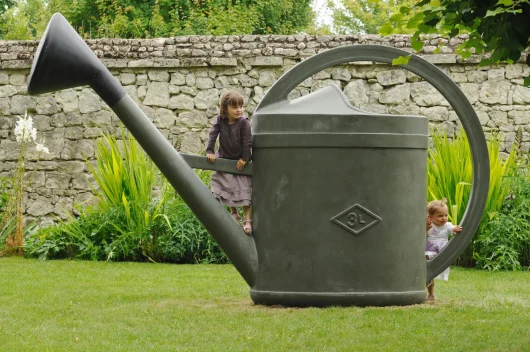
[220,91,244,118]
[427,198,448,216]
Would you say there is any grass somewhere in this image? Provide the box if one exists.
[0,257,529,351]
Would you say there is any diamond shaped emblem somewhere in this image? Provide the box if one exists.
[331,204,382,235]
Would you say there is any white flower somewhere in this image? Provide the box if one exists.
[14,112,37,143]
[35,142,49,154]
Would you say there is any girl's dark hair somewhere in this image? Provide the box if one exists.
[220,91,244,118]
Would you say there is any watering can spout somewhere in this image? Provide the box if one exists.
[27,13,258,286]
[112,97,259,285]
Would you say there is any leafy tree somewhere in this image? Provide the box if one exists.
[0,0,51,40]
[181,0,314,35]
[329,0,418,35]
[180,0,259,36]
[304,21,333,36]
[383,0,530,83]
[252,0,313,34]
[0,0,15,14]
[0,0,314,39]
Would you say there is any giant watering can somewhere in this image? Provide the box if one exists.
[27,14,489,306]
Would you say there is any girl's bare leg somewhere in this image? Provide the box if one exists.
[427,280,435,300]
[230,206,241,221]
[242,205,252,235]
[243,206,250,221]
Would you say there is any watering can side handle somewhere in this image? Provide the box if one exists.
[179,153,252,176]
[256,45,404,109]
[255,45,489,281]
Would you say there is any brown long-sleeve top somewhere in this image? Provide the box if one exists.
[206,115,252,161]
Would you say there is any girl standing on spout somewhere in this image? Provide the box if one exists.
[425,198,462,301]
[206,91,253,235]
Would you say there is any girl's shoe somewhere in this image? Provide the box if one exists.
[231,211,241,223]
[243,220,252,235]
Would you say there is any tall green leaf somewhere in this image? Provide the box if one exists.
[86,125,170,260]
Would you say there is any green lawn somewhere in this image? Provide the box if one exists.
[1,257,528,351]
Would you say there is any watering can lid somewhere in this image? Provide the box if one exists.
[253,84,427,135]
[255,84,372,115]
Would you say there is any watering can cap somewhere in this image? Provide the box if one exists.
[256,84,371,115]
[252,84,427,135]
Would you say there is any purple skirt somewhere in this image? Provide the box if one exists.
[425,239,450,281]
[425,239,448,254]
[211,171,252,207]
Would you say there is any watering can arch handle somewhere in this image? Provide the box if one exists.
[256,45,489,281]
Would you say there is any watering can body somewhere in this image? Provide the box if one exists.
[27,13,490,307]
[250,87,429,306]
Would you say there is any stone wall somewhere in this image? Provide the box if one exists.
[1,34,530,226]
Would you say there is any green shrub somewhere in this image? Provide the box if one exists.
[25,207,121,261]
[474,167,530,270]
[25,192,227,263]
[88,126,163,230]
[157,199,228,264]
[155,168,227,264]
[25,128,227,264]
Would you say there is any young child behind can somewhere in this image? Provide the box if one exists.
[425,198,462,301]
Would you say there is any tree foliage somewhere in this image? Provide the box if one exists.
[329,0,418,35]
[384,0,530,81]
[0,0,15,14]
[0,0,314,39]
[0,0,51,40]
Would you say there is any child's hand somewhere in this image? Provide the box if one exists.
[452,225,462,234]
[236,159,247,170]
[206,153,216,163]
[426,217,432,232]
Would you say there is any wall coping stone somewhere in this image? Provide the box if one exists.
[2,34,527,70]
